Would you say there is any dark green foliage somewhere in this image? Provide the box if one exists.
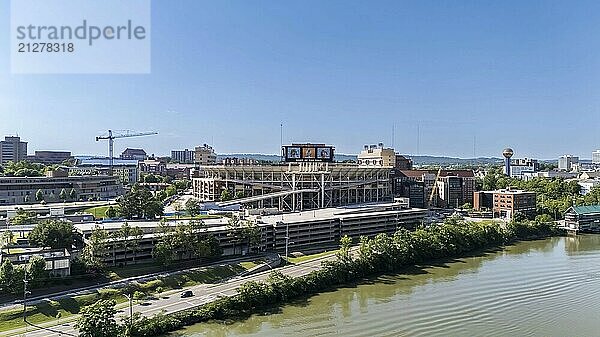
[2,161,45,177]
[28,220,75,249]
[118,187,164,219]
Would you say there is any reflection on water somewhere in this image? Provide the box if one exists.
[174,236,600,337]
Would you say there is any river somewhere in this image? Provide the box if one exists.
[171,235,600,337]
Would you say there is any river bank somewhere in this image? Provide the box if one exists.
[125,220,558,337]
[177,234,600,337]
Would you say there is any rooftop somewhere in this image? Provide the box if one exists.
[570,205,600,215]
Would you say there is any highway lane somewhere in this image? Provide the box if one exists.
[4,254,335,337]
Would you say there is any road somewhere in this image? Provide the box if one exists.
[3,254,337,337]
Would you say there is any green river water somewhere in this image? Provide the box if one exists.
[172,235,600,337]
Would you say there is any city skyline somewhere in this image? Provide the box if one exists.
[3,1,600,158]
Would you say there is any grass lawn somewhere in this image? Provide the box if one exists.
[0,292,126,332]
[288,250,339,264]
[239,259,265,270]
[83,205,111,219]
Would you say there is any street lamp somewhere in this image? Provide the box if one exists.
[123,293,133,330]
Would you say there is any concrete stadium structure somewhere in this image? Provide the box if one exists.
[193,162,393,212]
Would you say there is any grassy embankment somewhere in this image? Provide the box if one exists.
[0,260,262,333]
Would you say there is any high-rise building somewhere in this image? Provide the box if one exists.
[194,144,217,165]
[0,136,28,165]
[558,155,579,171]
[171,149,195,164]
[592,150,600,165]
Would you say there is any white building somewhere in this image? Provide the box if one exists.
[578,179,600,195]
[194,144,217,165]
[593,150,600,165]
[558,155,579,171]
[357,143,395,167]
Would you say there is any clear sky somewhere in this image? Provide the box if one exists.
[2,0,600,159]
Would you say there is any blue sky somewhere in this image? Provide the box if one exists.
[2,0,600,159]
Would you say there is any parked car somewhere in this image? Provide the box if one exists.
[180,290,194,298]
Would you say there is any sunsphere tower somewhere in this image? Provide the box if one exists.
[502,148,514,176]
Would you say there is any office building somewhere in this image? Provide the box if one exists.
[194,144,217,165]
[139,159,167,177]
[396,169,475,208]
[166,163,194,180]
[358,143,395,167]
[0,174,123,205]
[593,150,600,165]
[171,149,195,164]
[73,158,139,185]
[120,148,147,161]
[474,189,536,219]
[505,158,539,178]
[0,136,27,165]
[558,155,579,171]
[27,151,72,165]
[395,155,413,170]
[436,174,476,208]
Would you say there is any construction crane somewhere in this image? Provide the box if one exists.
[428,167,443,207]
[95,130,158,175]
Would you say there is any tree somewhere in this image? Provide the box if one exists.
[235,191,245,199]
[59,188,68,201]
[76,299,122,337]
[27,255,47,288]
[35,189,44,202]
[69,188,78,200]
[105,206,118,219]
[185,198,201,217]
[220,189,232,202]
[0,230,14,254]
[240,222,260,254]
[165,185,177,197]
[143,174,160,183]
[81,226,108,271]
[153,221,176,267]
[0,260,15,293]
[28,220,74,249]
[118,187,164,219]
[9,209,36,226]
[3,161,45,177]
[130,226,144,264]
